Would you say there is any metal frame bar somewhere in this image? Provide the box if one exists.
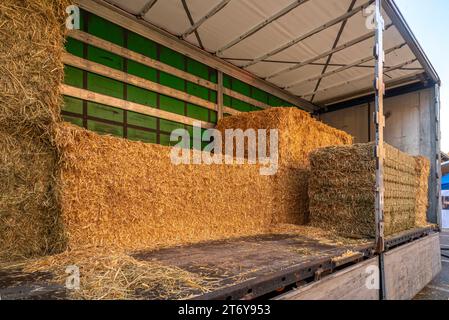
[181,0,232,40]
[215,0,310,56]
[137,0,158,19]
[383,0,440,84]
[181,0,204,49]
[374,0,386,300]
[242,0,373,69]
[266,25,390,81]
[301,58,418,98]
[319,72,425,106]
[310,0,357,102]
[435,84,443,228]
[286,42,406,90]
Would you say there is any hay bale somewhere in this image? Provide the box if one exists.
[309,143,421,238]
[216,108,353,224]
[0,131,67,260]
[53,123,276,251]
[0,0,69,260]
[0,0,67,136]
[216,108,353,169]
[414,156,430,227]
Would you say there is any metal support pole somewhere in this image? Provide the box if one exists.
[374,0,386,300]
[435,84,442,229]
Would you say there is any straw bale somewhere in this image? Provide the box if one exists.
[0,0,68,136]
[2,247,220,300]
[0,0,69,260]
[216,107,353,169]
[0,131,66,260]
[216,107,353,224]
[309,142,423,238]
[414,156,430,226]
[53,123,276,251]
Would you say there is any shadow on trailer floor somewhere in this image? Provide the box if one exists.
[414,230,449,300]
[0,227,436,300]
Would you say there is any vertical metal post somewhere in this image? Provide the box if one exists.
[217,71,224,121]
[435,84,442,229]
[374,0,386,300]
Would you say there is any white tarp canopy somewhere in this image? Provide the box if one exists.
[98,0,439,108]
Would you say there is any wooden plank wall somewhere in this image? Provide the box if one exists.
[384,233,442,300]
[275,258,380,300]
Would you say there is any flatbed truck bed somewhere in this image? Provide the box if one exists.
[0,226,439,300]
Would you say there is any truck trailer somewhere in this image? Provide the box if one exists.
[0,0,444,300]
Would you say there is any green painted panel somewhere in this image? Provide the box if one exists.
[87,102,123,123]
[251,87,268,104]
[232,78,251,96]
[127,60,157,82]
[64,65,84,88]
[66,37,84,57]
[187,104,209,122]
[159,95,185,116]
[223,74,232,89]
[209,70,218,83]
[62,115,83,127]
[209,90,217,103]
[88,120,123,137]
[127,111,157,129]
[87,73,124,99]
[159,133,182,146]
[159,46,185,70]
[127,31,157,59]
[251,106,263,111]
[210,110,217,123]
[269,95,285,107]
[88,45,124,71]
[159,72,185,91]
[62,96,83,114]
[223,95,232,107]
[88,14,124,46]
[160,118,184,133]
[187,58,209,80]
[186,82,208,100]
[127,85,157,108]
[232,98,253,112]
[127,128,157,143]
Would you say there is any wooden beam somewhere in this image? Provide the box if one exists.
[67,30,218,90]
[61,84,214,128]
[63,52,218,112]
[75,0,318,111]
[217,71,224,120]
[223,88,271,110]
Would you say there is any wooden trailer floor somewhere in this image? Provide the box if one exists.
[0,227,435,300]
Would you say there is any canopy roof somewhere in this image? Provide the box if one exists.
[98,0,439,108]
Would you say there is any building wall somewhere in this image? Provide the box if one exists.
[320,87,440,224]
[63,9,294,148]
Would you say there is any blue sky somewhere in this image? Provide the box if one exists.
[395,0,449,153]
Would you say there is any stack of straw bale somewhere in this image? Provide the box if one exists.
[0,0,353,260]
[309,143,429,238]
[0,0,69,260]
[216,108,353,224]
[53,123,274,251]
[414,156,430,227]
